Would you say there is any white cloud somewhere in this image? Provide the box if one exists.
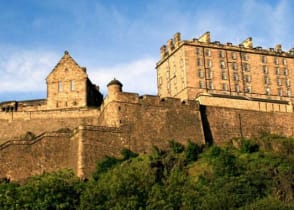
[0,49,59,93]
[88,58,157,95]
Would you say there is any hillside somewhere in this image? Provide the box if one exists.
[0,134,293,210]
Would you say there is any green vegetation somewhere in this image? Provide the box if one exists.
[0,136,293,210]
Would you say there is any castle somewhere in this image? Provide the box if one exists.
[1,32,294,181]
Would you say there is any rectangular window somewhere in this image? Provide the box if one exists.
[286,79,290,87]
[198,69,204,78]
[263,66,268,74]
[264,77,269,84]
[274,57,279,65]
[266,88,270,95]
[243,63,250,71]
[245,75,251,83]
[284,68,288,75]
[207,69,213,79]
[205,48,211,56]
[71,80,75,91]
[222,83,227,91]
[246,86,252,93]
[196,47,201,55]
[276,67,280,75]
[233,73,239,81]
[208,81,214,89]
[206,59,212,67]
[242,53,249,61]
[158,77,162,85]
[278,88,283,96]
[283,58,287,65]
[58,81,62,92]
[197,58,202,66]
[232,62,237,70]
[221,71,227,80]
[235,84,240,92]
[219,50,225,58]
[220,60,225,69]
[232,52,237,60]
[166,69,170,79]
[277,78,281,86]
[199,81,205,89]
[261,55,267,64]
[287,89,291,97]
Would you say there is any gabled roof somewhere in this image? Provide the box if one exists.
[46,51,87,81]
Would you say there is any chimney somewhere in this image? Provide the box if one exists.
[198,32,210,43]
[275,44,282,52]
[160,45,167,59]
[241,37,253,48]
[167,39,174,54]
[173,32,181,48]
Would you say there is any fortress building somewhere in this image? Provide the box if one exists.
[156,32,294,111]
[1,32,294,180]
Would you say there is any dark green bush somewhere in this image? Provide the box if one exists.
[240,139,259,153]
[185,140,202,162]
[92,156,120,180]
[120,148,138,161]
[169,140,184,154]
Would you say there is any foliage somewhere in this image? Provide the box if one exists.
[120,148,138,161]
[240,139,259,153]
[185,140,202,162]
[168,139,184,153]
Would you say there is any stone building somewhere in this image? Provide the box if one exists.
[156,32,294,107]
[0,51,103,112]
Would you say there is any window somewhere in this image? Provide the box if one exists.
[235,84,240,92]
[266,88,270,95]
[167,82,170,90]
[261,55,267,64]
[207,69,213,79]
[208,81,214,89]
[158,77,162,85]
[282,58,287,65]
[232,52,237,60]
[232,62,237,70]
[278,88,283,96]
[58,81,62,92]
[243,63,250,71]
[219,50,225,58]
[287,89,291,97]
[205,48,211,56]
[263,66,268,74]
[286,79,290,87]
[199,81,205,89]
[276,67,280,75]
[264,77,269,84]
[242,53,249,61]
[197,58,202,66]
[277,78,281,86]
[196,47,201,55]
[166,69,170,79]
[274,57,279,65]
[221,71,227,80]
[71,80,75,91]
[198,69,204,78]
[220,60,226,69]
[246,86,252,93]
[234,73,239,81]
[245,75,251,83]
[222,83,227,91]
[284,68,288,76]
[207,59,212,67]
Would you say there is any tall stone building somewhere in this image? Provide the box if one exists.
[156,32,294,105]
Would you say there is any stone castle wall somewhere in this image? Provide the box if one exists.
[201,105,294,145]
[0,108,100,142]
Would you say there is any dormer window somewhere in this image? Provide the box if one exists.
[58,81,63,92]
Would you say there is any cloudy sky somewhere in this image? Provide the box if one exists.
[0,0,293,101]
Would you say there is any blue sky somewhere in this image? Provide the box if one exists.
[0,0,293,101]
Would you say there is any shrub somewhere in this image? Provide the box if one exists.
[185,140,202,163]
[92,156,120,180]
[169,140,184,154]
[240,139,259,153]
[120,148,138,161]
